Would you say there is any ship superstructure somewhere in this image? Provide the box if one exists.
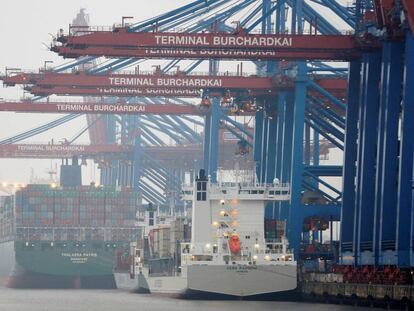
[114,205,189,290]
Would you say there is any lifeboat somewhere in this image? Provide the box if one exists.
[229,233,241,254]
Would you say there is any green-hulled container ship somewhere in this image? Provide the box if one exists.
[0,184,140,289]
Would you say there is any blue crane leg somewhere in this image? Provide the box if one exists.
[254,110,264,180]
[208,98,220,182]
[355,51,382,265]
[378,41,404,265]
[397,31,414,267]
[287,63,307,256]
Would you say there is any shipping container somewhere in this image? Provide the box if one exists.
[0,195,14,241]
[12,185,141,242]
[150,227,171,258]
[264,219,286,240]
[169,219,185,255]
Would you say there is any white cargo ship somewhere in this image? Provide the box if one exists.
[116,170,297,297]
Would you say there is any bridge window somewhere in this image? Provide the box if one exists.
[196,181,207,201]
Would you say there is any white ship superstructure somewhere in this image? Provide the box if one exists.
[114,208,180,291]
[120,170,297,297]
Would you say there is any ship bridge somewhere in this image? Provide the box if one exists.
[182,181,290,201]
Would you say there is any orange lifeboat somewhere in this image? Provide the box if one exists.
[229,233,241,254]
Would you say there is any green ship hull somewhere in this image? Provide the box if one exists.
[7,240,129,288]
[14,240,120,276]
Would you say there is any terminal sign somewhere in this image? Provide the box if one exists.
[108,77,222,88]
[154,35,293,48]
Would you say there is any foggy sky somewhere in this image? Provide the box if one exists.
[0,1,192,184]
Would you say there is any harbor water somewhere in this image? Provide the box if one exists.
[0,286,371,311]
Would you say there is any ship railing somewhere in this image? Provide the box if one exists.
[250,248,292,255]
[265,240,294,255]
[139,27,354,36]
[110,69,269,78]
[183,181,290,189]
[0,235,15,243]
[212,183,291,201]
[264,249,293,255]
[15,226,141,242]
[68,25,114,36]
[180,242,222,259]
[182,183,291,198]
[212,182,291,191]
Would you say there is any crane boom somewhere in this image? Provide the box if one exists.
[0,101,201,115]
[53,30,368,61]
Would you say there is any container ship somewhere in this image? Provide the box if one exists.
[0,182,141,289]
[116,169,297,298]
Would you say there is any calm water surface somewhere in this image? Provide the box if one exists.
[0,287,371,311]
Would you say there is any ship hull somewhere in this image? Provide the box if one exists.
[6,240,122,289]
[8,264,116,289]
[114,272,139,291]
[138,264,297,298]
[0,241,14,286]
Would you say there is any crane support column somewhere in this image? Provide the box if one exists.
[340,60,361,264]
[259,116,269,183]
[397,31,414,267]
[304,123,311,165]
[377,41,404,265]
[283,92,295,188]
[273,93,286,220]
[264,107,278,219]
[355,51,382,265]
[265,112,277,183]
[280,92,295,222]
[209,98,220,183]
[288,63,307,256]
[275,93,286,182]
[373,43,391,265]
[313,130,320,166]
[203,111,212,175]
[132,132,142,192]
[254,109,264,181]
[203,98,220,182]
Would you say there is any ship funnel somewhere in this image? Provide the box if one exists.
[197,169,207,181]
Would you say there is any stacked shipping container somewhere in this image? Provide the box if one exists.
[265,220,286,240]
[151,227,171,258]
[169,219,185,256]
[13,185,140,242]
[149,219,187,258]
[0,195,14,241]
